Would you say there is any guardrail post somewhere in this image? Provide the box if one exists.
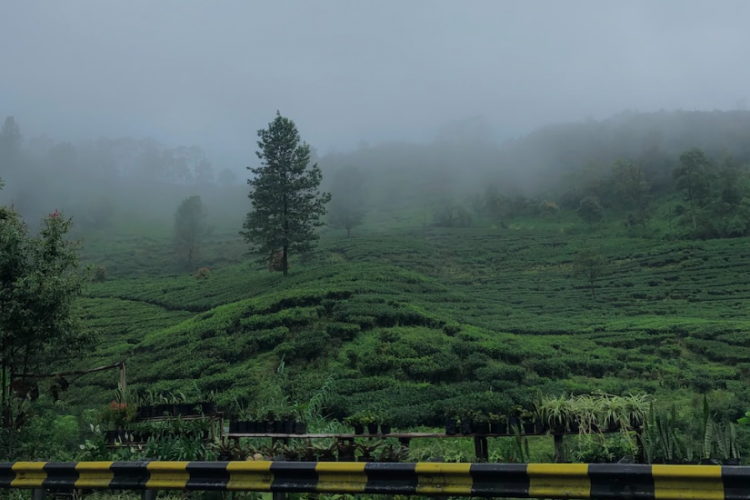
[31,489,45,500]
[141,490,157,500]
[554,434,565,463]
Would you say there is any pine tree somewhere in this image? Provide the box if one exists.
[241,112,331,276]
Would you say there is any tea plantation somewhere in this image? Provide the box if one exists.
[68,211,750,427]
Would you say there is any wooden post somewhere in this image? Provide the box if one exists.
[635,428,646,463]
[119,361,127,400]
[474,436,489,462]
[554,434,565,463]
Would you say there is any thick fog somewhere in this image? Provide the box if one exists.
[3,0,750,166]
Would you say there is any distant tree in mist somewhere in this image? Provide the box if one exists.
[217,168,238,187]
[612,159,650,227]
[540,200,560,219]
[328,166,366,238]
[433,198,472,227]
[577,195,604,230]
[573,246,608,300]
[0,116,23,164]
[194,159,215,185]
[174,195,212,270]
[674,148,712,232]
[240,112,331,276]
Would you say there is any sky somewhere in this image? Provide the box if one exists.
[2,0,750,170]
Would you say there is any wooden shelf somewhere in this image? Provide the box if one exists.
[135,413,223,423]
[227,431,556,439]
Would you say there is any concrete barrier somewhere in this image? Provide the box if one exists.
[2,461,749,499]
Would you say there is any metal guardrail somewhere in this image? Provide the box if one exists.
[1,461,749,499]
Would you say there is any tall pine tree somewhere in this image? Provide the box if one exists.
[241,112,330,276]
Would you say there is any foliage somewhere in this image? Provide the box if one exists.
[328,165,367,238]
[0,207,95,428]
[572,246,608,300]
[240,112,331,276]
[674,148,712,233]
[612,159,650,227]
[174,195,212,270]
[195,267,211,280]
[577,195,604,229]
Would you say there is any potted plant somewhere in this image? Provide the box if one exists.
[508,405,523,434]
[337,440,357,461]
[521,409,539,434]
[459,410,473,435]
[200,389,219,415]
[597,395,628,432]
[445,412,459,435]
[489,413,507,435]
[344,414,365,435]
[356,441,382,462]
[569,395,597,435]
[376,410,392,435]
[472,411,490,435]
[538,394,571,434]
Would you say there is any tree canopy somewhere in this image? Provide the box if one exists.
[328,166,366,238]
[241,112,331,276]
[0,199,93,428]
[174,195,212,270]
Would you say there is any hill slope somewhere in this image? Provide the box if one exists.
[69,221,750,426]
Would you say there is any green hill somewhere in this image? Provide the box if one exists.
[69,212,750,426]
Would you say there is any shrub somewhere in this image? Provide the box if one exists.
[325,322,360,340]
[195,267,211,280]
[91,265,107,283]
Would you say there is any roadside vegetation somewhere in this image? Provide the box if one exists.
[2,109,750,467]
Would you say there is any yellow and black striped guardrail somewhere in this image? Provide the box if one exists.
[1,461,749,499]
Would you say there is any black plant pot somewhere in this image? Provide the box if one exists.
[183,403,198,416]
[523,421,536,434]
[569,420,580,433]
[353,423,364,435]
[508,416,521,434]
[367,423,378,435]
[155,404,171,417]
[551,423,565,434]
[284,420,295,434]
[535,418,545,434]
[294,422,307,434]
[461,419,473,435]
[490,422,507,435]
[474,422,490,435]
[445,419,457,435]
[172,404,182,416]
[236,421,247,433]
[606,417,619,432]
[245,421,256,433]
[723,458,741,466]
[380,423,392,435]
[264,421,275,433]
[218,454,231,461]
[202,402,218,415]
[339,453,355,462]
[105,430,117,443]
[701,458,720,465]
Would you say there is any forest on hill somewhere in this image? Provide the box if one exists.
[1,108,750,466]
